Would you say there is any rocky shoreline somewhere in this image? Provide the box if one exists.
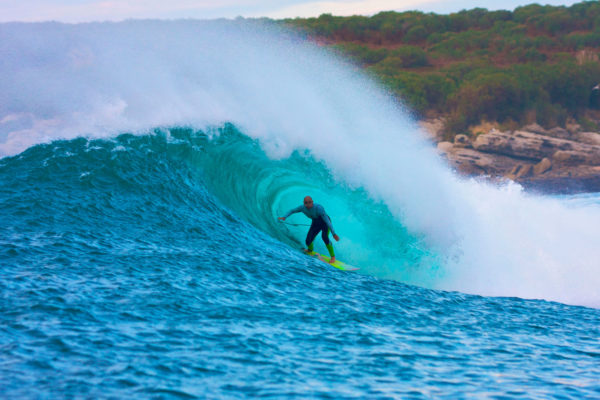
[421,119,600,194]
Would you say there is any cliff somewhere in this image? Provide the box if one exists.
[423,120,600,193]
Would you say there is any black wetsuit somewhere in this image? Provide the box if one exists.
[306,215,331,247]
[282,203,336,255]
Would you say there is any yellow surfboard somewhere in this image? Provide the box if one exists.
[306,251,359,271]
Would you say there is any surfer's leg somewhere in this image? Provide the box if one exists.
[326,242,335,258]
[320,221,331,246]
[319,221,335,261]
[305,220,319,253]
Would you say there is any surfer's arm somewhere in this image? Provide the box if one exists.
[318,207,337,236]
[323,215,337,237]
[280,205,303,220]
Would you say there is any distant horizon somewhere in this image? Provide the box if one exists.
[0,0,584,23]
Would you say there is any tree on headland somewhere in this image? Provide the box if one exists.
[284,1,600,137]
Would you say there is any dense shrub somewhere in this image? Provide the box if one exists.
[284,1,600,134]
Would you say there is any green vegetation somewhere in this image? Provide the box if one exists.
[284,2,600,137]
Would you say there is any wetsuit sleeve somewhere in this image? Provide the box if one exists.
[282,205,303,219]
[317,206,336,236]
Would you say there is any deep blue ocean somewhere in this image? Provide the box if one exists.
[1,129,599,399]
[1,20,600,399]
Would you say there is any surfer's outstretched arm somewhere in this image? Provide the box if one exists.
[278,205,303,221]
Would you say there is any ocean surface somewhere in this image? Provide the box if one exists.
[1,20,599,399]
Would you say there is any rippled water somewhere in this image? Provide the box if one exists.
[1,130,599,399]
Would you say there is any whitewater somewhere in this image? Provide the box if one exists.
[1,20,599,398]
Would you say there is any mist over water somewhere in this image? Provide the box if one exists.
[2,20,600,307]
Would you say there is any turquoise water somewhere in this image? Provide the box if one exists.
[1,128,599,399]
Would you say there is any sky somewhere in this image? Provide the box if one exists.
[0,0,584,22]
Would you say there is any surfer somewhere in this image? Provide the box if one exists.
[278,196,340,263]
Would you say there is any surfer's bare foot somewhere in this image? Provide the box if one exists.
[329,257,336,264]
[302,248,311,254]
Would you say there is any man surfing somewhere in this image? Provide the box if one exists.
[278,196,340,263]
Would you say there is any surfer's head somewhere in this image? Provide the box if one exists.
[303,196,314,209]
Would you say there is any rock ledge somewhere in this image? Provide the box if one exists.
[423,119,600,193]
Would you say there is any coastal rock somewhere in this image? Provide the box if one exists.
[518,164,534,178]
[518,165,600,193]
[522,123,547,135]
[533,158,552,175]
[507,163,534,179]
[437,141,454,154]
[547,127,570,139]
[473,130,600,162]
[473,130,555,160]
[453,134,472,148]
[576,132,600,146]
[552,150,585,165]
[438,142,521,175]
[420,118,445,141]
[433,119,600,193]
